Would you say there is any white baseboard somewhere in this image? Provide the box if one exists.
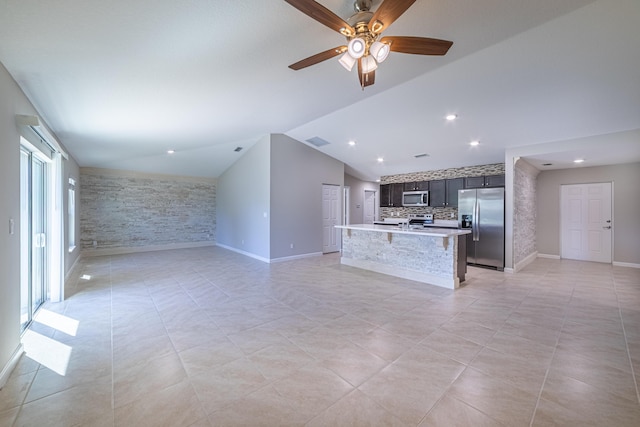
[613,261,640,269]
[270,252,323,263]
[513,251,538,272]
[215,243,271,263]
[0,344,24,389]
[537,253,561,259]
[64,253,81,282]
[215,243,323,264]
[81,241,216,257]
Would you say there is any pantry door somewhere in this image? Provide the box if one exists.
[322,184,341,253]
[560,182,612,263]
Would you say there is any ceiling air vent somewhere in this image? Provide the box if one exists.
[234,147,243,152]
[306,137,331,148]
[414,153,430,158]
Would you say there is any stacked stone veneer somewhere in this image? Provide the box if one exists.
[80,168,216,250]
[513,159,539,265]
[342,229,456,278]
[380,163,505,219]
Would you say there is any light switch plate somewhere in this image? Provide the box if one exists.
[9,218,15,235]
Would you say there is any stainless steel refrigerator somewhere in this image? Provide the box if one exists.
[458,188,505,270]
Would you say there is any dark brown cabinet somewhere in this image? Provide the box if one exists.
[380,183,404,207]
[403,181,429,191]
[445,178,464,207]
[430,178,464,207]
[464,174,505,188]
[428,179,446,207]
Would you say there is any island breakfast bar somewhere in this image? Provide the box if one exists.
[335,224,471,289]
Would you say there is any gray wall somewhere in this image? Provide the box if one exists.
[80,168,216,251]
[344,173,380,224]
[216,134,344,261]
[270,134,344,259]
[0,62,79,379]
[216,135,271,259]
[513,159,539,265]
[537,162,640,264]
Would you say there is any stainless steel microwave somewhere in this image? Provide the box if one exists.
[402,191,429,207]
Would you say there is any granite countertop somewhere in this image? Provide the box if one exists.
[335,224,471,237]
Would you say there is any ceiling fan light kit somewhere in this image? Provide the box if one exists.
[285,0,453,88]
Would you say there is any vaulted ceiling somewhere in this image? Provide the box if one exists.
[1,0,638,180]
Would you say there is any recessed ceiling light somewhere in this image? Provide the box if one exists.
[574,159,585,163]
[377,157,384,163]
[375,179,381,182]
[167,150,175,154]
[348,140,356,146]
[470,141,480,146]
[446,114,457,121]
[542,163,553,166]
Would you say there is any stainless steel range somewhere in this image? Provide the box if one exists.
[408,213,434,228]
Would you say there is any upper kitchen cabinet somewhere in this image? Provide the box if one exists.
[464,174,505,188]
[431,178,464,207]
[403,181,429,191]
[380,183,404,207]
[445,178,464,207]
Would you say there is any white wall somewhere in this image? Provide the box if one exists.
[0,62,80,382]
[216,135,271,260]
[344,173,380,224]
[270,134,344,259]
[537,162,640,265]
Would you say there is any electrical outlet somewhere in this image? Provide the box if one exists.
[290,243,294,249]
[241,239,244,245]
[9,218,14,235]
[92,240,97,247]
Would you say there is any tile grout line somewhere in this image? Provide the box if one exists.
[612,270,640,405]
[528,267,574,427]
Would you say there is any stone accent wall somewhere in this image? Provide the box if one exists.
[80,168,216,250]
[513,159,539,264]
[342,229,456,277]
[380,163,505,219]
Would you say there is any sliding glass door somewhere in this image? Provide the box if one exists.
[20,147,47,331]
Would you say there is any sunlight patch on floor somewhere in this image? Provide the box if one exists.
[21,330,72,376]
[34,308,79,337]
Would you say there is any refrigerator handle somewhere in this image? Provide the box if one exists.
[473,201,480,241]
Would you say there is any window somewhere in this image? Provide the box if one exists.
[68,177,76,252]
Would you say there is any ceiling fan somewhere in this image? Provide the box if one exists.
[285,0,453,88]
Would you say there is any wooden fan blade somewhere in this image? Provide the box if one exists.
[368,0,416,34]
[357,58,376,87]
[284,0,354,35]
[381,36,453,55]
[288,46,347,70]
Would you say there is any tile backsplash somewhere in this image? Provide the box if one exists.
[379,163,504,220]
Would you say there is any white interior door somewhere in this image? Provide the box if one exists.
[322,184,341,253]
[364,190,376,224]
[561,182,612,263]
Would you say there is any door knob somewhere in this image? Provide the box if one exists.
[603,226,611,229]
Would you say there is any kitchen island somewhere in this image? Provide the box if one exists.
[335,224,471,289]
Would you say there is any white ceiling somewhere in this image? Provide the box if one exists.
[1,0,639,180]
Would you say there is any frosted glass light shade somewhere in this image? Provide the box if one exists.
[370,41,390,63]
[347,38,366,59]
[338,52,356,71]
[361,55,378,73]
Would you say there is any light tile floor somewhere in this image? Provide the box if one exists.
[1,247,640,426]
